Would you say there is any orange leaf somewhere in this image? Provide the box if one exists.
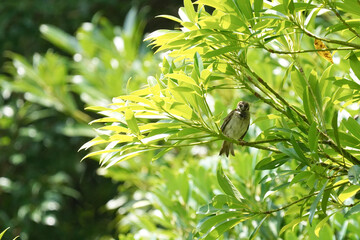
[314,39,333,64]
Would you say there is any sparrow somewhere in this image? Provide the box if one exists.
[219,101,250,157]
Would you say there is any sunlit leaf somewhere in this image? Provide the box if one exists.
[249,216,267,240]
[279,217,307,235]
[314,213,336,237]
[338,185,360,202]
[125,109,141,136]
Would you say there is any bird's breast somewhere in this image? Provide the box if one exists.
[223,112,249,139]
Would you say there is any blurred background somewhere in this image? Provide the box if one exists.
[0,0,181,239]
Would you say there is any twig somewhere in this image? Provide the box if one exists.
[294,22,360,49]
[328,1,360,39]
[265,47,356,55]
[257,181,349,215]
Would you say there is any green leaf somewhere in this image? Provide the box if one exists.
[283,0,289,13]
[152,147,172,161]
[343,117,360,140]
[249,215,268,240]
[40,24,80,54]
[194,52,204,77]
[254,0,263,17]
[309,180,329,226]
[345,203,360,217]
[0,228,9,239]
[100,125,130,133]
[271,3,317,14]
[308,122,319,159]
[82,149,120,161]
[196,212,241,234]
[288,0,295,14]
[326,20,360,34]
[321,188,331,214]
[314,213,336,237]
[125,109,141,136]
[338,185,360,202]
[303,88,314,123]
[235,0,253,22]
[166,73,199,86]
[216,165,243,201]
[277,142,309,166]
[203,218,244,239]
[204,45,243,58]
[332,110,341,152]
[290,171,313,185]
[348,165,360,185]
[212,194,245,209]
[290,135,309,165]
[292,67,307,98]
[105,149,154,168]
[197,204,219,215]
[115,95,155,107]
[279,217,307,235]
[309,69,322,110]
[157,14,183,23]
[255,155,289,170]
[220,14,250,32]
[335,0,360,17]
[184,0,196,22]
[349,52,360,80]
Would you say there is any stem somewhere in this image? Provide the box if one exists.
[257,181,348,215]
[147,139,218,148]
[219,134,283,153]
[328,1,360,39]
[264,47,356,55]
[243,65,310,125]
[292,61,326,132]
[321,137,360,165]
[295,22,360,49]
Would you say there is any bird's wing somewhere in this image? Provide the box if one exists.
[239,124,249,140]
[221,110,235,132]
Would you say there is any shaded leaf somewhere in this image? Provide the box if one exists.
[309,180,329,225]
[217,165,243,201]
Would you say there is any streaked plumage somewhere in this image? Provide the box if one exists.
[219,101,250,157]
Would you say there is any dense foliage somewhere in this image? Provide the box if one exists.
[2,0,360,239]
[0,8,161,239]
[83,0,360,239]
[0,0,181,66]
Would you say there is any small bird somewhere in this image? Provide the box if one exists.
[219,101,250,157]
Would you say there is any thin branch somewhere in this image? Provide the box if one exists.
[147,139,218,148]
[219,134,283,153]
[292,61,327,132]
[222,53,285,111]
[257,181,349,215]
[328,1,360,39]
[243,65,310,125]
[264,47,356,55]
[321,138,360,165]
[294,22,360,49]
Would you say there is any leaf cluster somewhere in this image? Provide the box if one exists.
[84,0,360,238]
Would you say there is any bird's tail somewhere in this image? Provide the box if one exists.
[219,141,235,157]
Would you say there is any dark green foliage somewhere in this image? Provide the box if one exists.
[0,0,181,66]
[0,3,164,239]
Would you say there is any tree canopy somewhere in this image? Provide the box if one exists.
[83,0,360,238]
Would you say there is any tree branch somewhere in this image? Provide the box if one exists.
[257,181,349,215]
